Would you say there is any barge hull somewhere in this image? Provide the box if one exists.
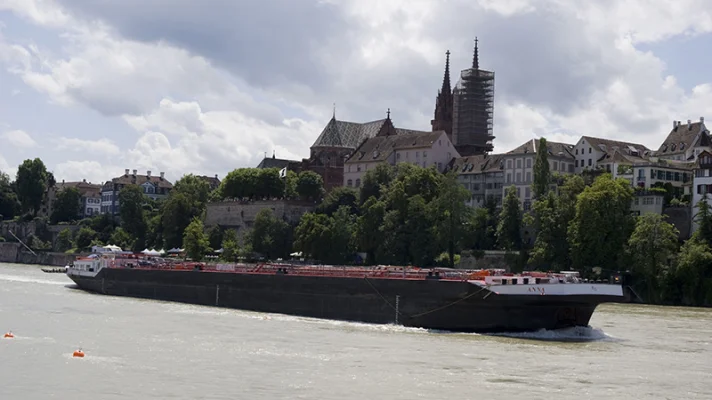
[69,268,617,333]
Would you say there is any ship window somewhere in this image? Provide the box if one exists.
[523,278,529,285]
[501,279,508,285]
[512,278,518,285]
[535,278,541,284]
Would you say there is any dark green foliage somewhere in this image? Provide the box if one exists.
[497,186,522,251]
[51,187,82,224]
[15,158,51,215]
[532,137,551,199]
[183,217,209,261]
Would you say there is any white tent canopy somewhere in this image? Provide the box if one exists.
[141,249,162,256]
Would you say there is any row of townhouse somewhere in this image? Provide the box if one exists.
[45,169,221,220]
[448,117,711,237]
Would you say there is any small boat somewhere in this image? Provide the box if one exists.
[41,267,68,274]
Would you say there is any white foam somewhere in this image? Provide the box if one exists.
[0,274,69,286]
[486,325,617,342]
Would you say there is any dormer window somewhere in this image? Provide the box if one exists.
[671,143,676,151]
[662,144,668,152]
[680,143,685,150]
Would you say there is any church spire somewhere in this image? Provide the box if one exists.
[441,50,451,94]
[472,37,479,70]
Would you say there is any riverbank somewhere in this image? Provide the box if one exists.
[0,242,75,267]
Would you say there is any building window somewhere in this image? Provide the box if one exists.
[526,158,532,168]
[355,179,361,188]
[568,164,574,173]
[525,172,531,182]
[589,148,592,154]
[525,187,531,199]
[588,159,592,166]
[516,159,522,169]
[516,172,522,182]
[553,161,559,171]
[575,149,578,155]
[516,187,521,197]
[423,151,427,157]
[347,179,353,187]
[506,174,512,183]
[575,160,579,167]
[357,165,361,172]
[507,160,513,169]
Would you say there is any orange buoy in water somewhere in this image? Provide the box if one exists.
[3,331,13,339]
[72,349,85,358]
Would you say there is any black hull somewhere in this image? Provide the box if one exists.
[68,269,619,333]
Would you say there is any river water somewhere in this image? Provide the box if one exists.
[0,263,710,400]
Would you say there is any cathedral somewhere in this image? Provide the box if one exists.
[431,38,495,157]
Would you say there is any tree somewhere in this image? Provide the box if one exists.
[183,217,210,261]
[75,227,97,250]
[161,193,195,249]
[627,214,679,302]
[221,229,240,262]
[359,164,395,205]
[118,184,147,251]
[497,186,522,251]
[462,207,496,251]
[527,191,560,269]
[316,186,359,216]
[173,174,211,212]
[569,174,634,276]
[532,137,551,199]
[51,187,82,224]
[0,171,20,220]
[693,194,712,246]
[325,206,357,264]
[294,212,331,260]
[432,172,471,267]
[356,197,386,264]
[109,227,132,250]
[672,237,712,306]
[284,170,299,199]
[257,168,284,199]
[56,228,74,252]
[249,209,291,259]
[207,225,224,250]
[296,171,324,201]
[15,158,51,215]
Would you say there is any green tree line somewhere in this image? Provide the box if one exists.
[3,153,712,307]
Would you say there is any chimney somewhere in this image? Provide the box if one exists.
[215,174,218,179]
[160,172,165,179]
[125,169,129,175]
[82,178,86,183]
[688,120,693,130]
[701,117,705,124]
[147,170,151,177]
[132,169,137,175]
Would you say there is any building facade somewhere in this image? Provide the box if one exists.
[101,169,173,215]
[691,151,712,234]
[656,118,710,162]
[47,180,102,219]
[449,154,505,208]
[501,139,576,211]
[343,131,457,188]
[574,136,650,173]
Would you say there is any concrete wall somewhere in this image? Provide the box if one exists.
[204,200,316,232]
[0,242,76,266]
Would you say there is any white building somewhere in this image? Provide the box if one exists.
[573,136,650,173]
[344,131,458,188]
[101,169,173,215]
[691,151,712,234]
[449,154,505,208]
[655,118,710,162]
[501,139,576,211]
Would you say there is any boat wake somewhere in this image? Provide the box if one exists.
[0,274,67,286]
[485,326,617,342]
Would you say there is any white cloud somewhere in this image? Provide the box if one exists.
[2,129,37,148]
[55,137,120,156]
[1,0,712,184]
[53,160,108,184]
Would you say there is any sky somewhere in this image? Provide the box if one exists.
[1,0,712,185]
